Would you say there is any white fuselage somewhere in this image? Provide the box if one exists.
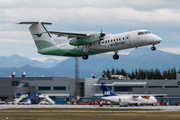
[101,95,157,105]
[56,29,162,56]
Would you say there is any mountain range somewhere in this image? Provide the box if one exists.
[0,47,179,78]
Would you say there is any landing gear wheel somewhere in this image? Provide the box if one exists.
[113,54,119,60]
[135,103,139,107]
[82,54,88,60]
[151,46,156,51]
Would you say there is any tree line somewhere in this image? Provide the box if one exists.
[103,68,180,80]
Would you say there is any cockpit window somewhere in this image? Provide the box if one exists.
[138,32,144,35]
[144,31,151,34]
[138,31,151,35]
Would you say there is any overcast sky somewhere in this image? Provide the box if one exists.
[0,0,180,61]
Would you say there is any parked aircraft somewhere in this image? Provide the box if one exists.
[101,82,157,106]
[18,22,162,60]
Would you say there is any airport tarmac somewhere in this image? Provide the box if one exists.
[0,105,180,112]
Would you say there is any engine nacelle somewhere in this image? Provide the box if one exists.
[69,33,101,46]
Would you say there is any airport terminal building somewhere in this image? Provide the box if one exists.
[0,72,180,104]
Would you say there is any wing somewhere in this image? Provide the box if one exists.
[47,31,90,39]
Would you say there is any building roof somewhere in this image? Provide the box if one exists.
[94,82,147,86]
[113,82,147,86]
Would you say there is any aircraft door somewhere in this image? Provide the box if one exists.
[125,35,131,45]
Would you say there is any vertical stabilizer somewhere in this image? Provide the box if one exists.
[101,82,117,97]
[18,22,55,50]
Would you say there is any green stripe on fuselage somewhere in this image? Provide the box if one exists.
[35,40,55,50]
[35,40,100,57]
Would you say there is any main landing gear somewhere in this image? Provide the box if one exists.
[82,44,89,60]
[113,50,119,60]
[151,45,156,51]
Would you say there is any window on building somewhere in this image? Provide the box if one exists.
[114,86,132,92]
[100,86,112,90]
[148,86,162,88]
[53,86,66,90]
[12,81,19,86]
[114,86,143,92]
[38,86,51,90]
[165,86,179,88]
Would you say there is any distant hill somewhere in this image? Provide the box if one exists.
[129,47,174,56]
[0,55,62,68]
[53,51,180,73]
[0,47,179,78]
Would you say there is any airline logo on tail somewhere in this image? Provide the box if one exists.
[104,91,110,95]
[34,33,44,37]
[101,82,117,97]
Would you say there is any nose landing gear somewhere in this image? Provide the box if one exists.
[113,50,119,60]
[82,54,88,60]
[151,45,156,51]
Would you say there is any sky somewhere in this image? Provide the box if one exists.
[0,0,180,62]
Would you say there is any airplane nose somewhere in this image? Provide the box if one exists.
[156,36,162,43]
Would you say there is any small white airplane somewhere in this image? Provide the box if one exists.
[101,82,157,106]
[18,21,162,60]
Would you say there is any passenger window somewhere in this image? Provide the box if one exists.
[123,37,124,40]
[119,38,121,40]
[116,39,118,41]
[127,37,128,39]
[99,42,100,44]
[94,43,95,45]
[111,40,112,42]
[105,41,107,43]
[108,40,109,43]
[114,39,115,42]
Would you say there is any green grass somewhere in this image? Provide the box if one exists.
[0,111,180,120]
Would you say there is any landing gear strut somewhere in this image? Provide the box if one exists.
[113,50,119,60]
[151,45,156,51]
[82,44,89,60]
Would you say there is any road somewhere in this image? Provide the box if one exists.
[0,105,180,112]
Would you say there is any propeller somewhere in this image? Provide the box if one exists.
[99,29,105,40]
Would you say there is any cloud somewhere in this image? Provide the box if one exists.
[1,0,180,10]
[30,56,69,62]
[0,7,180,26]
[0,39,33,43]
[0,31,31,39]
[159,48,180,55]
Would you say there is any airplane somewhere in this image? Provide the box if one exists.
[18,21,162,60]
[101,82,157,106]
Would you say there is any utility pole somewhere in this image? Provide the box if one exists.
[75,57,80,102]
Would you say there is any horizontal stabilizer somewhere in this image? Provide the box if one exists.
[47,31,90,38]
[17,22,52,25]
